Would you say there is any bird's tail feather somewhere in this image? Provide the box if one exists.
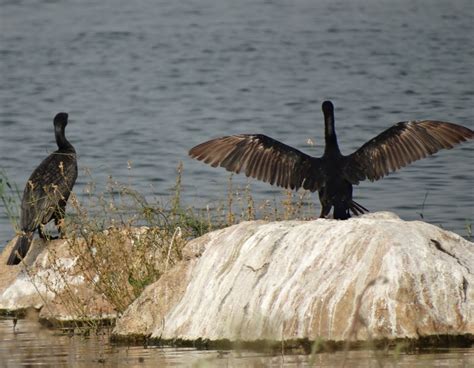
[7,233,33,265]
[350,200,369,216]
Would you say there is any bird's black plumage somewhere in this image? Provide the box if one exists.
[7,113,78,265]
[189,101,473,220]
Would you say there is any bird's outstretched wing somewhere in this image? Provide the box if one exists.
[189,134,324,191]
[343,120,473,183]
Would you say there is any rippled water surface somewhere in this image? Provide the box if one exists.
[1,0,473,245]
[1,319,473,367]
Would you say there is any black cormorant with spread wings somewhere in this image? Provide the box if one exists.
[189,101,473,220]
[7,113,78,265]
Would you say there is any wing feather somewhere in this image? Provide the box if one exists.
[344,120,473,183]
[189,134,323,191]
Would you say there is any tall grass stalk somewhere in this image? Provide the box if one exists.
[0,170,21,232]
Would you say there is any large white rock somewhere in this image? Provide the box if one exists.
[113,212,473,343]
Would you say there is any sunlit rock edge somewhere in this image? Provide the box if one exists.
[113,212,473,344]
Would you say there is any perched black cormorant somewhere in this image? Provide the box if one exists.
[7,113,78,265]
[189,101,473,220]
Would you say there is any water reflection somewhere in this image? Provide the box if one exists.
[1,319,473,367]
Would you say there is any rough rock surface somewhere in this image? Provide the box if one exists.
[0,237,116,322]
[113,212,473,343]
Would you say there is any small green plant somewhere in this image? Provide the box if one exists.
[417,190,429,219]
[465,221,472,240]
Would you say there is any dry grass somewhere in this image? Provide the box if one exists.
[1,161,317,325]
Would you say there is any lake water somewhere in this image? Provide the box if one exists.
[0,0,473,246]
[1,319,473,367]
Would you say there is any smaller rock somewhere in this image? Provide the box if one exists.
[0,236,116,322]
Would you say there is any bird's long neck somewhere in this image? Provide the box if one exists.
[324,111,341,156]
[55,124,75,153]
